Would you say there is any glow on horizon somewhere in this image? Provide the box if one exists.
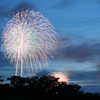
[49,70,70,83]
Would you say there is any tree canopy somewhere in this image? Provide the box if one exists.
[0,75,100,100]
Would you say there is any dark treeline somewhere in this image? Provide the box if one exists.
[0,75,100,100]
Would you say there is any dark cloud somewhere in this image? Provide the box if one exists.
[65,45,96,62]
[95,64,100,69]
[57,38,71,43]
[97,0,100,4]
[56,38,71,49]
[69,71,97,81]
[68,70,100,93]
[11,2,37,14]
[55,42,100,62]
[69,70,100,93]
[52,0,74,9]
[0,2,37,17]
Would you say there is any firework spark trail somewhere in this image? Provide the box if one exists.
[1,10,58,77]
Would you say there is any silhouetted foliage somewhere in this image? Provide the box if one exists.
[0,76,4,84]
[0,75,100,100]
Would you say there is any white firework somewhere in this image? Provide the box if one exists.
[1,10,58,77]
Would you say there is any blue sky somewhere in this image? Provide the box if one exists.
[0,0,100,93]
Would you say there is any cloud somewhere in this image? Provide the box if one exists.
[0,2,37,17]
[69,70,97,81]
[11,2,37,14]
[52,0,74,9]
[55,42,100,62]
[97,0,100,4]
[68,70,100,93]
[56,38,71,49]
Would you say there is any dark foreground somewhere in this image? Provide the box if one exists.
[0,75,100,100]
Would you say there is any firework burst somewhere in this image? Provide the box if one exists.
[48,69,70,83]
[1,10,58,77]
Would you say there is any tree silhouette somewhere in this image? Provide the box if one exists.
[0,76,4,84]
[0,75,100,100]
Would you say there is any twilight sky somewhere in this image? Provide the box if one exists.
[0,0,100,93]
